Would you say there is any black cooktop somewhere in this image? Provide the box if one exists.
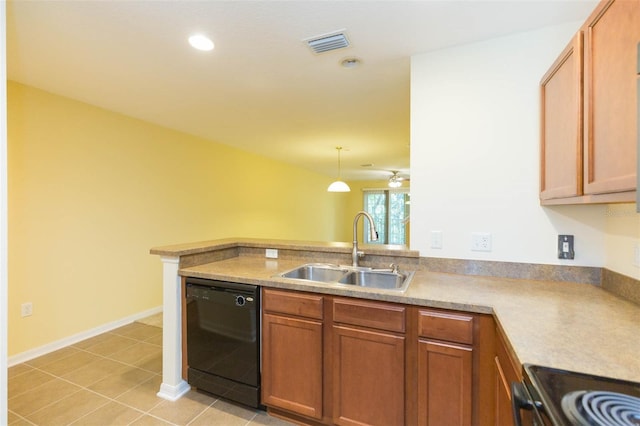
[524,364,640,425]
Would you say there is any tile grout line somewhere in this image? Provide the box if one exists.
[7,324,165,425]
[10,353,160,424]
[7,323,285,426]
[184,395,220,426]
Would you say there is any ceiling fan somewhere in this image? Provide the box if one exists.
[387,170,410,188]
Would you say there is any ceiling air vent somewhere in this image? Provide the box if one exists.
[305,31,350,54]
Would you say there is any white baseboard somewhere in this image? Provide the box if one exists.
[157,380,191,401]
[8,305,162,367]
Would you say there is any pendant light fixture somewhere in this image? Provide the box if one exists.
[327,146,351,192]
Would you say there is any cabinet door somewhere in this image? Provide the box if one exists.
[540,32,583,200]
[262,313,323,419]
[583,0,640,195]
[495,328,521,426]
[333,325,405,426]
[418,340,472,426]
[494,356,514,426]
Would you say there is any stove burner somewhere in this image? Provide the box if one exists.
[562,390,640,425]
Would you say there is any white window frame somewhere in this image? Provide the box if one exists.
[362,188,410,245]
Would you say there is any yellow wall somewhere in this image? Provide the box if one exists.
[13,75,634,359]
[7,81,344,355]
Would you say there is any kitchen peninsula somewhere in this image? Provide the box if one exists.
[150,238,640,424]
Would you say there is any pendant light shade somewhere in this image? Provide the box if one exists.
[328,180,351,192]
[327,146,351,192]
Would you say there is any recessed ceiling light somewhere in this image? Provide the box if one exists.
[341,57,361,69]
[188,34,214,51]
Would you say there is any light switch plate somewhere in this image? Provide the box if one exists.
[430,231,443,249]
[558,235,574,260]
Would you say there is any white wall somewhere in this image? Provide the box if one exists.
[410,22,611,267]
[605,205,640,279]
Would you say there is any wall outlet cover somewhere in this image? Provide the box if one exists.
[21,302,33,317]
[265,248,278,259]
[471,232,492,252]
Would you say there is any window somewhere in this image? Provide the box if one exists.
[363,189,410,245]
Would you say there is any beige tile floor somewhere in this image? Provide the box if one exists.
[7,319,293,425]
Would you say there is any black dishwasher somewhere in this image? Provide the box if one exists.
[185,277,261,408]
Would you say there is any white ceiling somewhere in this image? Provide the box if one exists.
[7,0,597,181]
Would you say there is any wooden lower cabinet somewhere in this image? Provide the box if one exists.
[261,289,325,420]
[262,313,323,419]
[331,297,407,426]
[333,325,405,426]
[261,288,497,426]
[494,356,514,426]
[418,340,472,425]
[494,327,522,426]
[416,308,496,426]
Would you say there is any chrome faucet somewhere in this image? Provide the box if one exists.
[352,211,378,267]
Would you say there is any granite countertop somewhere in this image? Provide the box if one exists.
[150,237,419,258]
[181,255,640,384]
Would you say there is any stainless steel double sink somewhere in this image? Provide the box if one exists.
[276,263,414,292]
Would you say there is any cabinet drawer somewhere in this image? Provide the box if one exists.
[263,288,323,320]
[333,297,405,333]
[418,309,473,345]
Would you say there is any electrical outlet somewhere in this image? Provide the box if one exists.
[557,235,575,260]
[265,249,278,259]
[633,243,640,267]
[471,232,492,252]
[21,302,33,317]
[430,231,443,249]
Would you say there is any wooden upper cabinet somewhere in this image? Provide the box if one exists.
[540,0,639,204]
[583,0,639,196]
[540,32,584,200]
